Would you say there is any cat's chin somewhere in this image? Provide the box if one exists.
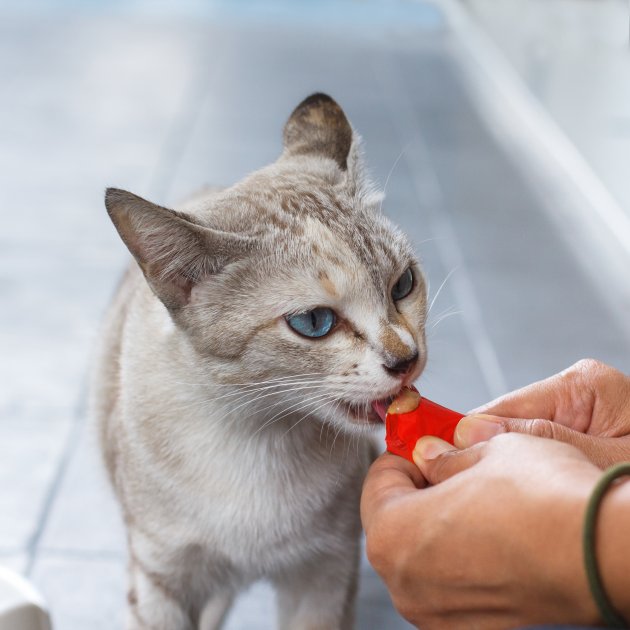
[337,400,387,427]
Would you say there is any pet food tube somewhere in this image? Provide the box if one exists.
[385,387,464,462]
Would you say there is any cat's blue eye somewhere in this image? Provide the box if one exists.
[286,307,336,339]
[391,267,414,301]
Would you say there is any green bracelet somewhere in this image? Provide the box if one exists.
[583,462,630,628]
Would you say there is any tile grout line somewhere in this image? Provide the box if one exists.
[146,36,229,204]
[374,50,508,401]
[146,77,209,203]
[34,547,125,562]
[23,384,87,578]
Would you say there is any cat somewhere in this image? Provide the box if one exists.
[92,93,427,630]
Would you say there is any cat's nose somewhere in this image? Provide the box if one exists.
[382,352,419,378]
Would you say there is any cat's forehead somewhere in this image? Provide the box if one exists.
[267,213,417,315]
[210,165,417,293]
[242,171,407,248]
[237,169,356,222]
[306,216,410,280]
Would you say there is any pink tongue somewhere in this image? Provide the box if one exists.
[371,399,388,423]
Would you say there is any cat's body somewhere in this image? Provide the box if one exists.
[93,94,427,630]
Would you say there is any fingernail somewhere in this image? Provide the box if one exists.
[455,414,505,447]
[413,436,453,463]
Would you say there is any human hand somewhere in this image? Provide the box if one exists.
[361,434,602,629]
[455,359,630,468]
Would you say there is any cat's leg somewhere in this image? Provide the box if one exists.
[125,558,193,630]
[274,543,360,630]
[198,591,235,630]
[127,562,236,630]
[124,528,200,630]
[125,526,239,630]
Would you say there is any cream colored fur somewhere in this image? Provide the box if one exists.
[91,94,427,630]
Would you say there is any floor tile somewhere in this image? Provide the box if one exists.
[0,414,72,551]
[38,421,126,556]
[31,555,125,630]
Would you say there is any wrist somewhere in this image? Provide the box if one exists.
[596,469,630,622]
[549,468,602,625]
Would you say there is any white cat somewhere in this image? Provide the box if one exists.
[92,93,427,630]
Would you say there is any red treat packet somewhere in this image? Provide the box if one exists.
[385,391,464,463]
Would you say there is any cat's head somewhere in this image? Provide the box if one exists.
[105,93,427,431]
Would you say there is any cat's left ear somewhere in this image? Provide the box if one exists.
[105,188,252,310]
[283,93,353,170]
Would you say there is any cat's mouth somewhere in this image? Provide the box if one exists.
[371,397,392,423]
[339,395,397,425]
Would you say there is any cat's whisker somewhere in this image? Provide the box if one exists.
[318,395,341,445]
[253,389,334,428]
[378,144,409,214]
[318,396,342,444]
[429,304,458,322]
[280,396,341,440]
[200,379,329,405]
[250,392,337,440]
[330,396,343,425]
[172,374,359,413]
[344,427,353,462]
[174,371,329,390]
[328,416,347,459]
[195,376,329,402]
[430,308,463,330]
[168,382,328,417]
[220,387,335,433]
[318,417,327,445]
[414,237,441,246]
[220,384,329,419]
[324,419,333,449]
[237,385,321,418]
[239,387,330,428]
[427,267,458,316]
[329,426,344,459]
[354,424,364,463]
[186,370,327,383]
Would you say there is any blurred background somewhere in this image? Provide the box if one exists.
[1,0,629,628]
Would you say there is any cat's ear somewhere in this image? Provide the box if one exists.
[283,93,353,170]
[105,188,250,310]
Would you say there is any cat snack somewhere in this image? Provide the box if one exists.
[385,387,464,462]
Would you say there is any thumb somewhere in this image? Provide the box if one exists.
[412,436,484,485]
[455,414,629,468]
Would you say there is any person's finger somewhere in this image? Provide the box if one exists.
[468,372,566,421]
[361,452,425,533]
[469,359,625,433]
[412,437,484,485]
[454,414,630,469]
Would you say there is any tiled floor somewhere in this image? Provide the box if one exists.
[2,1,630,629]
[464,0,630,221]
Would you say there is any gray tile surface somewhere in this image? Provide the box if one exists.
[2,0,630,629]
[37,423,126,555]
[0,412,72,551]
[31,555,126,630]
[465,0,630,224]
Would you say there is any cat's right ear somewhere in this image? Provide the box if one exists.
[105,188,251,310]
[283,93,353,170]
